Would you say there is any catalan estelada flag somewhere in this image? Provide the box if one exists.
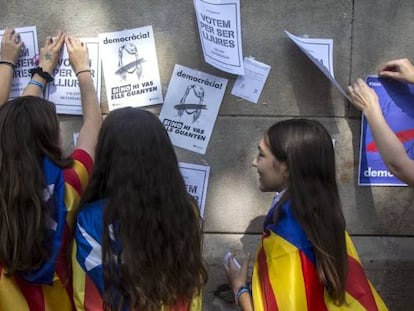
[252,200,388,311]
[73,199,202,311]
[0,149,93,311]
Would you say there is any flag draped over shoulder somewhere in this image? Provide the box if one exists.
[73,200,202,311]
[252,200,388,311]
[0,149,93,311]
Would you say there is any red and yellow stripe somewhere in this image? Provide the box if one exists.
[0,149,92,311]
[252,231,388,311]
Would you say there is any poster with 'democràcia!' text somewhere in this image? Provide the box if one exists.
[99,26,163,111]
[159,64,228,154]
[194,0,244,75]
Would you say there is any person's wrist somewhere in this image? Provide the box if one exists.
[235,285,250,305]
[75,68,91,77]
[29,67,54,82]
[0,60,16,69]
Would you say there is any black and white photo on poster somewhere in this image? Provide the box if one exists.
[99,26,163,111]
[159,64,228,154]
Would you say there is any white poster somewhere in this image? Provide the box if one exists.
[46,38,101,115]
[179,162,210,218]
[194,0,244,75]
[159,64,228,154]
[0,26,38,98]
[99,26,163,111]
[231,57,271,104]
[285,30,349,99]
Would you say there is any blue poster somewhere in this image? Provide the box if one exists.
[359,76,414,186]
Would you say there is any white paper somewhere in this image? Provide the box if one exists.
[285,30,349,99]
[231,57,271,103]
[99,26,163,111]
[45,38,101,115]
[179,162,210,218]
[194,0,244,75]
[159,64,228,154]
[0,26,38,99]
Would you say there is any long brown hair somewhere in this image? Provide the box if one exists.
[0,96,71,274]
[267,119,347,305]
[79,107,207,311]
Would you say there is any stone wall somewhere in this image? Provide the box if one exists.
[2,1,413,309]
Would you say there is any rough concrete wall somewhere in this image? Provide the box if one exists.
[1,0,413,309]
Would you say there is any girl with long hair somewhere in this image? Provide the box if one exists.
[72,107,207,311]
[0,31,102,310]
[225,119,387,310]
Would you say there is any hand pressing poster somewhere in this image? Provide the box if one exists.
[99,26,163,111]
[359,75,414,186]
[159,64,228,154]
[46,38,101,115]
[0,26,38,98]
[194,0,244,75]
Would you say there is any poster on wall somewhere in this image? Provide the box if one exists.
[231,57,271,104]
[194,0,244,75]
[179,162,210,218]
[0,26,38,99]
[99,26,163,111]
[46,38,101,115]
[285,30,349,99]
[159,64,228,154]
[359,75,414,186]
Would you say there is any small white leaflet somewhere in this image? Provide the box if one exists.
[231,57,271,104]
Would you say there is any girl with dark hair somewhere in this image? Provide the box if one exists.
[72,107,207,311]
[0,31,102,311]
[225,119,387,310]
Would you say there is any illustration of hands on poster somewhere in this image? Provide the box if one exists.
[159,64,228,154]
[46,38,101,115]
[99,26,163,111]
[285,30,349,99]
[194,0,244,75]
[179,162,210,218]
[359,75,414,186]
[0,26,38,99]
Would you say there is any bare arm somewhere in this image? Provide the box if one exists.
[348,78,414,186]
[22,32,64,97]
[65,36,102,159]
[0,28,24,105]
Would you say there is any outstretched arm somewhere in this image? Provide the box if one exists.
[22,32,64,97]
[65,36,102,159]
[379,58,414,84]
[0,28,24,105]
[348,78,414,186]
